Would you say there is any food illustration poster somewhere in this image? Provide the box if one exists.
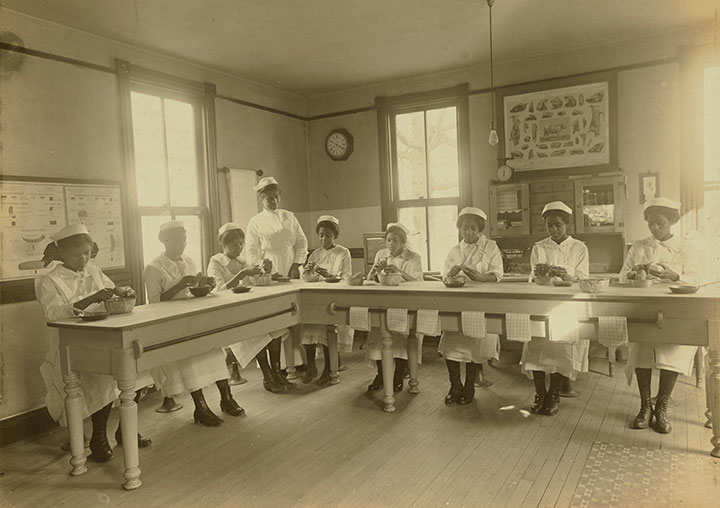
[503,81,610,171]
[0,181,67,279]
[65,185,125,269]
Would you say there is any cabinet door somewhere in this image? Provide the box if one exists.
[574,176,625,233]
[490,183,530,236]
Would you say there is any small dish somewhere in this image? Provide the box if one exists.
[578,278,610,294]
[378,273,403,286]
[629,279,654,288]
[249,274,274,286]
[346,277,365,286]
[668,285,699,294]
[301,272,321,282]
[534,275,556,286]
[232,286,251,294]
[80,311,108,322]
[189,286,212,297]
[275,276,291,283]
[553,280,572,287]
[324,277,342,283]
[442,276,466,288]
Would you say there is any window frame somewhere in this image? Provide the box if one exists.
[376,84,471,270]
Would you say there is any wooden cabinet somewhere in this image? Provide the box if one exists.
[573,176,625,233]
[489,183,530,237]
[490,175,625,237]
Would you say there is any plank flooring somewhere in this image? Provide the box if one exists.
[0,343,717,508]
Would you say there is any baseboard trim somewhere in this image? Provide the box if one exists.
[0,407,58,448]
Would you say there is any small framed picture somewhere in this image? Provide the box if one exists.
[640,172,659,203]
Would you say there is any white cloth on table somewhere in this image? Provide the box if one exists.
[207,252,275,368]
[349,306,370,331]
[244,208,308,277]
[371,247,424,281]
[529,236,589,282]
[597,316,628,348]
[620,234,700,383]
[306,244,352,278]
[505,313,532,343]
[461,311,486,339]
[145,254,227,396]
[387,308,408,334]
[416,309,441,336]
[442,237,504,281]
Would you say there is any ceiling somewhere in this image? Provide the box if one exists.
[2,0,716,95]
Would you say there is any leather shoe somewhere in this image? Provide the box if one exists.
[115,427,152,448]
[220,398,245,417]
[367,375,383,391]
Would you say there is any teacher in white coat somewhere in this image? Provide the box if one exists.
[245,176,309,380]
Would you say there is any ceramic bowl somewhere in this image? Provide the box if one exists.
[668,285,699,294]
[534,275,556,286]
[105,297,136,315]
[578,278,610,294]
[378,273,403,286]
[189,286,212,297]
[301,272,321,282]
[346,276,365,286]
[629,279,654,288]
[324,277,342,283]
[249,274,274,286]
[442,276,466,288]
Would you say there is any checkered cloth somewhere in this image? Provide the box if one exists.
[349,306,370,332]
[597,316,628,347]
[548,309,580,343]
[416,309,441,336]
[505,313,531,342]
[387,308,408,334]
[461,311,486,339]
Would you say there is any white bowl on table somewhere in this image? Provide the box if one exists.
[378,273,403,286]
[578,278,610,294]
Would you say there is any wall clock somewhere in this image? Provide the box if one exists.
[497,164,514,182]
[325,128,354,161]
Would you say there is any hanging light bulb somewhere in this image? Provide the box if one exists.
[488,127,499,146]
[486,0,498,146]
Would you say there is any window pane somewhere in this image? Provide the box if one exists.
[428,205,459,272]
[131,92,167,206]
[164,99,199,206]
[426,107,459,198]
[141,215,203,275]
[397,207,427,271]
[395,111,427,200]
[705,66,720,182]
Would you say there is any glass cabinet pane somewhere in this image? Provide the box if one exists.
[580,184,615,228]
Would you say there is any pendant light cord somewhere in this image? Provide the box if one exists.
[488,0,496,126]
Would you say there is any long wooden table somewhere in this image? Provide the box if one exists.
[48,280,720,490]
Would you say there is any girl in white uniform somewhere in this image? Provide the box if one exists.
[620,197,699,434]
[299,215,354,385]
[144,220,244,427]
[366,222,424,393]
[245,177,307,389]
[36,224,150,463]
[207,222,287,394]
[440,207,503,405]
[523,201,590,416]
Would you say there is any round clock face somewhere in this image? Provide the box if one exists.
[497,164,513,182]
[325,129,353,161]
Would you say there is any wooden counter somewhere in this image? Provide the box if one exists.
[48,280,720,489]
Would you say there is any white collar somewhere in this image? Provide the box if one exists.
[460,236,485,249]
[644,235,681,251]
[212,252,236,267]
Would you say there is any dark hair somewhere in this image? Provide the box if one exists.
[91,241,99,258]
[456,214,486,232]
[316,221,339,237]
[643,205,679,224]
[542,210,572,225]
[259,184,279,196]
[218,228,245,245]
[42,233,93,267]
[385,226,407,244]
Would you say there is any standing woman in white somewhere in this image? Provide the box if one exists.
[440,207,503,405]
[620,197,700,434]
[144,220,245,426]
[523,201,590,416]
[365,222,423,392]
[245,177,309,387]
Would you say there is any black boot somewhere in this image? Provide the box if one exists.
[315,345,332,386]
[368,360,383,391]
[652,369,678,434]
[302,344,318,384]
[445,360,463,404]
[191,390,223,427]
[457,362,477,405]
[394,359,407,393]
[217,379,245,417]
[530,371,546,414]
[257,350,285,393]
[541,373,562,416]
[88,403,113,463]
[632,368,653,429]
[559,376,580,397]
[269,337,296,390]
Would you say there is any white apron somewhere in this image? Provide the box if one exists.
[438,332,500,364]
[245,209,308,277]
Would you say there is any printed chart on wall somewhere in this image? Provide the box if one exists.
[0,180,125,281]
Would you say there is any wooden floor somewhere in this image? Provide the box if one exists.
[1,343,716,508]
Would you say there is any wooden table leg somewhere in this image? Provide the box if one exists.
[607,346,616,377]
[407,334,420,394]
[695,347,704,388]
[381,334,395,413]
[328,327,340,385]
[284,327,297,380]
[708,320,720,457]
[62,370,88,476]
[706,349,713,429]
[118,379,142,490]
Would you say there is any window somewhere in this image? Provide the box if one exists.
[129,87,208,270]
[703,65,720,281]
[378,86,471,271]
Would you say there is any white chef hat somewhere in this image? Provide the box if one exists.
[317,215,339,226]
[643,197,681,212]
[385,222,410,240]
[158,219,185,240]
[50,224,90,242]
[542,201,573,216]
[253,176,279,193]
[458,207,487,221]
[217,222,244,242]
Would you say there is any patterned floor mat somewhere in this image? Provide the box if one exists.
[570,442,720,508]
